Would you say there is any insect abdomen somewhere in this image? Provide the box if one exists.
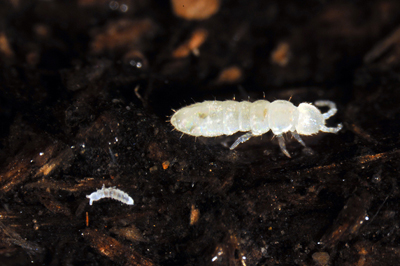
[249,100,271,135]
[237,101,252,132]
[220,101,240,135]
[171,100,272,137]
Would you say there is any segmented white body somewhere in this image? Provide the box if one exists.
[170,99,342,157]
[86,185,134,205]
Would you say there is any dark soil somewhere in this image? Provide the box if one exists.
[1,1,400,265]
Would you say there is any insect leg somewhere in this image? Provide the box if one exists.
[230,132,253,150]
[277,134,291,158]
[291,131,306,147]
[314,100,337,119]
[320,123,343,133]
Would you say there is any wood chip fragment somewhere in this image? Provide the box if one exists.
[171,0,220,20]
[216,66,243,84]
[110,225,147,242]
[0,32,14,59]
[172,28,208,58]
[364,26,400,63]
[312,252,330,266]
[190,204,200,225]
[91,19,156,53]
[162,161,170,170]
[83,228,154,266]
[271,42,290,66]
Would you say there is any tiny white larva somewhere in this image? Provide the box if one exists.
[86,185,134,205]
[170,99,342,157]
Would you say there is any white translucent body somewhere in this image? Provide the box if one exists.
[170,99,342,157]
[86,185,134,205]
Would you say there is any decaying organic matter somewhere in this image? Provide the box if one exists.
[1,1,400,265]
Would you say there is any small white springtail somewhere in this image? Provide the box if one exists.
[86,185,134,205]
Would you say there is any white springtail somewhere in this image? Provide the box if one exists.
[86,185,134,205]
[170,99,342,157]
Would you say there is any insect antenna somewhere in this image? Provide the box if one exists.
[180,133,184,139]
[288,95,293,102]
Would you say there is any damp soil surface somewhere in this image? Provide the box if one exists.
[1,1,400,265]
